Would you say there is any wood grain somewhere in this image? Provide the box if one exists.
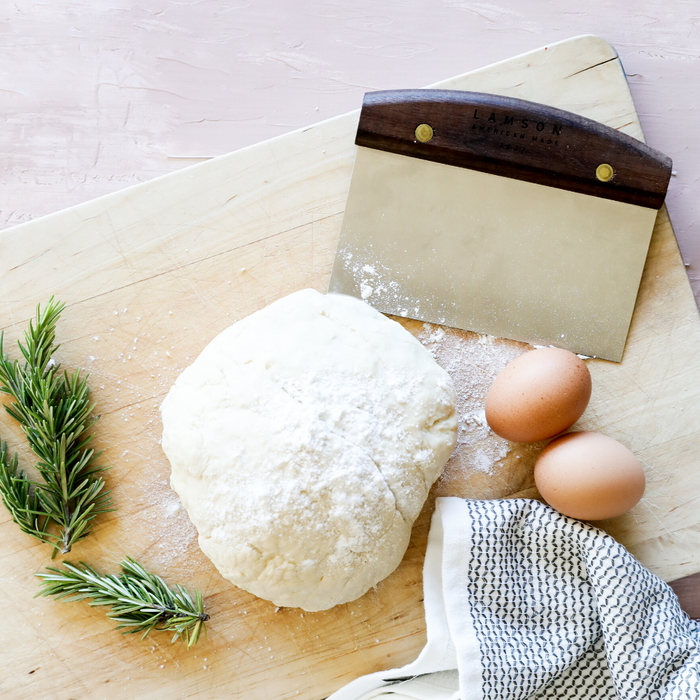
[356,89,672,207]
[0,35,699,700]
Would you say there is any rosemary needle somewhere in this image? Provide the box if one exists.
[36,558,209,648]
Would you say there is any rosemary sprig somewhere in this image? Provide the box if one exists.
[36,558,209,648]
[0,440,49,539]
[0,298,113,556]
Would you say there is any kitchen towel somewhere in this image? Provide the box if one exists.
[329,498,700,700]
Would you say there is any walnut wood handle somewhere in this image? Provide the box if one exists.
[356,90,672,209]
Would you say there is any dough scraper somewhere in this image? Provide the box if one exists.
[328,90,672,361]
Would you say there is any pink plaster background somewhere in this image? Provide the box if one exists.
[1,1,698,303]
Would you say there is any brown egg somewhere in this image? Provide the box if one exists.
[534,431,645,521]
[485,347,591,442]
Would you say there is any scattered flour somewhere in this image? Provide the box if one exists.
[417,322,532,482]
[141,478,199,571]
[337,246,455,324]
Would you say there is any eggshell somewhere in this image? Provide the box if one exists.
[485,347,591,442]
[534,431,645,521]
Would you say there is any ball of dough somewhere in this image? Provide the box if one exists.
[161,289,457,611]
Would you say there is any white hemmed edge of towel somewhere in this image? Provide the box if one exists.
[437,498,484,700]
[327,497,483,700]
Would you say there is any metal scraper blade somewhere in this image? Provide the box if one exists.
[330,146,658,361]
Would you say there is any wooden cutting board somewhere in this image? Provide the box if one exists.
[1,35,699,700]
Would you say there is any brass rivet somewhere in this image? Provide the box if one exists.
[596,163,615,182]
[415,123,434,143]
